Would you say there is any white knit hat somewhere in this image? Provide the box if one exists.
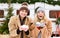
[36,8,45,13]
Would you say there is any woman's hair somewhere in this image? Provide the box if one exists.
[18,7,30,16]
[35,14,46,22]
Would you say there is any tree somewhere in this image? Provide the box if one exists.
[0,0,60,5]
[56,17,60,25]
[0,0,13,34]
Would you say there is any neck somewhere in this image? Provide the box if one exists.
[19,15,26,20]
[21,17,24,20]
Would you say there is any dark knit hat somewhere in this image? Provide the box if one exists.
[18,7,30,16]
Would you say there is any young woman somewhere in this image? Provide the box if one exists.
[33,8,52,38]
[8,7,35,38]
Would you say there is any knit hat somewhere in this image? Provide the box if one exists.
[36,8,45,13]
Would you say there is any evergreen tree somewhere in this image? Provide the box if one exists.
[0,0,60,5]
[0,0,13,34]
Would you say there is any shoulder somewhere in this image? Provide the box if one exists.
[27,16,32,21]
[44,18,51,22]
[27,16,34,23]
[47,19,52,23]
[10,15,18,20]
[44,18,52,25]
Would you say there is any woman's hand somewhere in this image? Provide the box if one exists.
[22,25,29,31]
[19,25,29,31]
[19,26,23,31]
[23,27,29,31]
[36,22,46,30]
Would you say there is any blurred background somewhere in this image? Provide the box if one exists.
[0,0,60,38]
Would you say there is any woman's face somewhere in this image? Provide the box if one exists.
[37,11,45,20]
[19,10,28,18]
